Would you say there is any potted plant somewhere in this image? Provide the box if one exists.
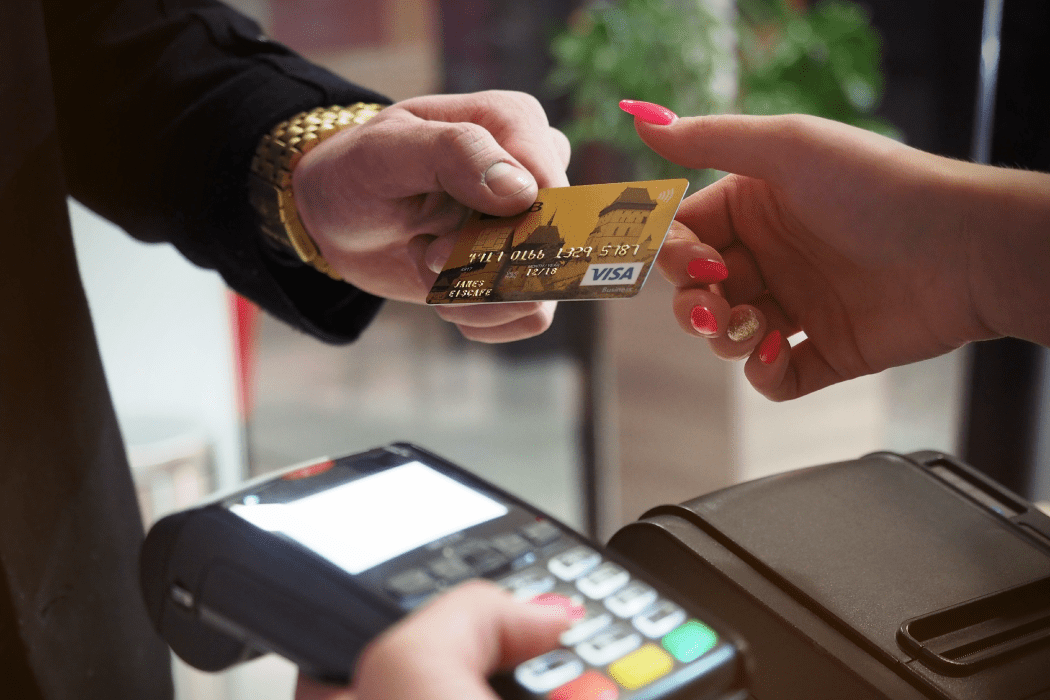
[549,0,895,188]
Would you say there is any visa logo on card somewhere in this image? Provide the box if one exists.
[579,262,645,286]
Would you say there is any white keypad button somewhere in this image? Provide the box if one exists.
[576,562,630,600]
[574,623,642,666]
[514,650,584,693]
[560,607,614,646]
[605,580,658,618]
[497,567,556,600]
[548,546,602,581]
[633,599,687,639]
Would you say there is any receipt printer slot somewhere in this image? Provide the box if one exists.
[608,451,1050,700]
[898,575,1050,675]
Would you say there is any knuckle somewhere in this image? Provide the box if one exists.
[507,91,545,119]
[690,116,722,144]
[439,122,495,165]
[346,122,401,194]
[665,221,697,243]
[517,309,554,337]
[480,90,549,131]
[773,114,816,148]
[551,126,571,153]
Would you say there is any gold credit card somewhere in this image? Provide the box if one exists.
[426,179,689,304]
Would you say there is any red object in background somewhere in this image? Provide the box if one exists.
[229,292,260,419]
[549,671,619,700]
[271,0,388,52]
[281,460,336,480]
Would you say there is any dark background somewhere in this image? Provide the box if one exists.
[864,0,1049,497]
[438,0,1050,500]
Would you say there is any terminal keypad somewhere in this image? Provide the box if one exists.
[382,518,722,699]
[497,521,722,699]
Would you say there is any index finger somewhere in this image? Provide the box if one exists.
[633,113,825,184]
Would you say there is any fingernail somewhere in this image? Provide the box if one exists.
[424,235,456,273]
[687,258,728,283]
[619,99,678,126]
[529,593,585,621]
[690,305,719,336]
[758,330,783,364]
[484,161,534,197]
[726,308,759,342]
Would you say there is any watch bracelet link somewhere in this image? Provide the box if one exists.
[249,103,385,280]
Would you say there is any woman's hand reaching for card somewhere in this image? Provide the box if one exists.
[618,101,1050,400]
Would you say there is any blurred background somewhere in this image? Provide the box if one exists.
[69,0,1050,697]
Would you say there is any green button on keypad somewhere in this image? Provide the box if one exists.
[661,619,718,663]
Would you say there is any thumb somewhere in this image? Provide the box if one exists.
[354,581,569,700]
[420,580,570,670]
[430,120,540,216]
[359,109,540,217]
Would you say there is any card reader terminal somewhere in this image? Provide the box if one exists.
[140,443,745,700]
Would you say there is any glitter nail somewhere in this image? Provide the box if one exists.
[726,308,759,342]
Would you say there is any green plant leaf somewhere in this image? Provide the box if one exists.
[547,0,896,187]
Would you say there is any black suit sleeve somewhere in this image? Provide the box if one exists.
[43,0,389,343]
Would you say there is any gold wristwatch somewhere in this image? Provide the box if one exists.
[249,103,384,280]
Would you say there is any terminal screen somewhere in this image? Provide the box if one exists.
[229,461,508,574]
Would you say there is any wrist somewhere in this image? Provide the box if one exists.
[956,162,1050,346]
[249,103,384,279]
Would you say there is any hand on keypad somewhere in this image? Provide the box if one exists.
[499,539,722,699]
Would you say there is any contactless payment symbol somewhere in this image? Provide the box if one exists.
[655,187,678,204]
[426,179,689,304]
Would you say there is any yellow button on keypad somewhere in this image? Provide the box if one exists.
[607,643,674,690]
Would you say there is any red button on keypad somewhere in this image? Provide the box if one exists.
[549,670,619,700]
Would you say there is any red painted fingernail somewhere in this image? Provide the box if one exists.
[686,258,728,283]
[530,593,586,621]
[690,306,719,336]
[619,99,678,126]
[758,331,783,364]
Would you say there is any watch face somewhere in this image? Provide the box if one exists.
[249,104,384,282]
[247,169,291,239]
[248,172,341,278]
[276,187,342,279]
[275,188,319,258]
